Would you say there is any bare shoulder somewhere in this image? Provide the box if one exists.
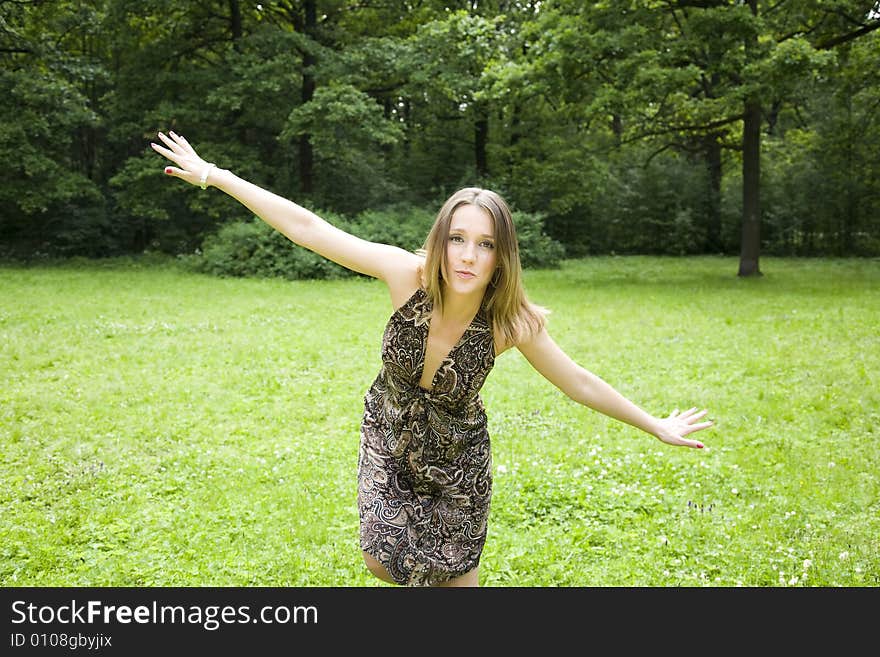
[384,250,426,311]
[493,326,514,358]
[494,321,551,359]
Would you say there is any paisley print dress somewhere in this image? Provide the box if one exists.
[358,287,496,586]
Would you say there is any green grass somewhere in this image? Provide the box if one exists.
[1,255,878,586]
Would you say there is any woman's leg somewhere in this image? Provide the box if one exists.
[362,551,396,584]
[362,551,479,587]
[434,567,479,587]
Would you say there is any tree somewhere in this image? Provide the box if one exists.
[504,0,878,274]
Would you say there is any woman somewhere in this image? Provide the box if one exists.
[151,130,714,587]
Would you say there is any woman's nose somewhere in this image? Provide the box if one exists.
[461,242,476,262]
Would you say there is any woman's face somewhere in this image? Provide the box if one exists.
[441,204,498,297]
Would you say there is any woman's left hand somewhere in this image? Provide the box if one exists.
[150,130,214,188]
[653,407,713,449]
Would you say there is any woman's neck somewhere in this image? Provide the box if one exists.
[439,283,484,323]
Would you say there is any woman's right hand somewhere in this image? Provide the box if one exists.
[150,131,216,188]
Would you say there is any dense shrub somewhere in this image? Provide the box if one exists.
[193,212,356,280]
[512,210,566,268]
[348,204,435,252]
[192,204,564,280]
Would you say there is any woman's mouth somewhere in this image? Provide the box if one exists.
[455,270,476,279]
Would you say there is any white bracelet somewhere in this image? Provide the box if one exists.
[199,163,216,190]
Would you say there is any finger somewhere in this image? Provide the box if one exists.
[163,166,185,177]
[684,409,709,423]
[157,131,185,156]
[150,141,185,168]
[669,408,680,418]
[664,433,705,449]
[681,420,714,435]
[150,141,178,162]
[169,130,197,156]
[678,407,699,419]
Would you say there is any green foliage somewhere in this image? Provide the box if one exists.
[544,150,715,257]
[282,83,403,152]
[1,0,878,258]
[0,20,110,256]
[191,204,563,279]
[510,211,566,268]
[193,215,356,281]
[348,205,435,252]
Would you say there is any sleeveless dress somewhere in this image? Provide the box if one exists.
[358,287,496,586]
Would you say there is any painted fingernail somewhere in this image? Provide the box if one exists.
[696,443,704,449]
[164,167,173,174]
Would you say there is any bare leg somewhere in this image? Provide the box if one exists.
[362,551,479,587]
[362,551,396,584]
[434,567,479,587]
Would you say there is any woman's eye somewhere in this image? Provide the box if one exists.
[449,235,464,242]
[481,241,495,249]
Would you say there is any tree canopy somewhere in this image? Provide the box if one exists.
[2,0,878,273]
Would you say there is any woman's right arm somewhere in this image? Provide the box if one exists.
[151,131,420,289]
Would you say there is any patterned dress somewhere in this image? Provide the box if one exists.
[358,287,496,586]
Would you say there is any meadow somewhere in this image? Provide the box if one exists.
[1,256,877,586]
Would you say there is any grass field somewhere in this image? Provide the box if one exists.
[1,255,878,586]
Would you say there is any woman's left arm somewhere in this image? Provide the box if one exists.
[516,327,713,449]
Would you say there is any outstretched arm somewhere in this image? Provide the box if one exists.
[516,327,713,449]
[150,131,419,292]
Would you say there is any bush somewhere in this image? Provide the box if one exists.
[192,204,564,280]
[512,210,566,268]
[348,204,435,252]
[193,214,356,280]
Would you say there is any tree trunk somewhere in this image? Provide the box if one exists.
[739,0,762,277]
[704,132,722,253]
[299,0,316,195]
[402,98,411,160]
[510,103,521,147]
[611,113,622,146]
[228,0,242,41]
[475,106,489,179]
[739,98,762,276]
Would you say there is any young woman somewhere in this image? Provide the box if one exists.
[151,130,714,587]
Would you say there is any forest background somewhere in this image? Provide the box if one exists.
[2,0,879,277]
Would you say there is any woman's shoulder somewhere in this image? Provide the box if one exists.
[490,303,548,357]
[387,256,426,312]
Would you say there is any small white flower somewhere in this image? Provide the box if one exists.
[788,576,799,585]
[731,488,739,495]
[803,559,812,569]
[839,551,849,560]
[496,464,508,474]
[659,535,668,546]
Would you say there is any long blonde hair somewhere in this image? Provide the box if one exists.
[418,187,548,348]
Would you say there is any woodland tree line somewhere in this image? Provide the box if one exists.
[2,0,879,276]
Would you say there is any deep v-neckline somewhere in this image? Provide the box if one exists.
[418,298,481,393]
